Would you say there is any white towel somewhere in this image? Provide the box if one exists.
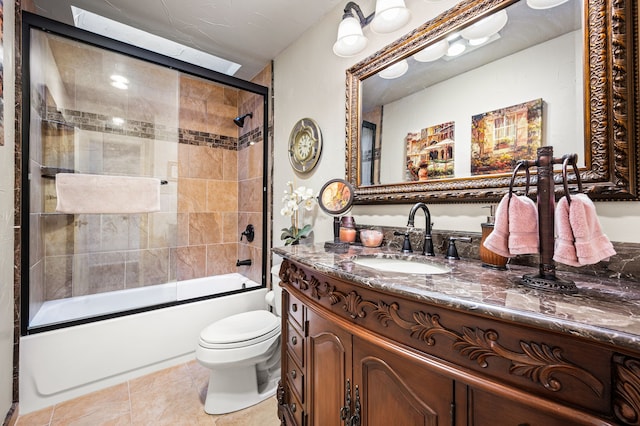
[55,173,161,214]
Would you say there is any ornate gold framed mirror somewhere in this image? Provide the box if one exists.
[345,0,638,203]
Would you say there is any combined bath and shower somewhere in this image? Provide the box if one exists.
[233,112,253,128]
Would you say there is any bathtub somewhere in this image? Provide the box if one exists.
[20,274,268,414]
[29,273,261,327]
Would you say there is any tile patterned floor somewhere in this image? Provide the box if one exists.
[15,360,281,425]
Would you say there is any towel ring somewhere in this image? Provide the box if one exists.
[508,161,531,198]
[561,155,582,204]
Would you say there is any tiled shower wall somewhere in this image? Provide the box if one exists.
[238,66,270,284]
[176,73,264,284]
[30,72,266,321]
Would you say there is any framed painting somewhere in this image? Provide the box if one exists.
[470,99,543,175]
[405,121,455,182]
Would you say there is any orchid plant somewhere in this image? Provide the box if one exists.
[280,181,317,245]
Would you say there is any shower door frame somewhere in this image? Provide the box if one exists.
[20,12,270,335]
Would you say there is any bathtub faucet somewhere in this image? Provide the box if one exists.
[407,202,435,256]
[236,259,252,267]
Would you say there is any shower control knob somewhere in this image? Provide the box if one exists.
[240,224,255,242]
[291,336,297,345]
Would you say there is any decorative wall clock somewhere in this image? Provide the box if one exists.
[288,118,322,173]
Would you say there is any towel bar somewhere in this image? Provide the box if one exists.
[40,167,169,185]
[516,146,579,294]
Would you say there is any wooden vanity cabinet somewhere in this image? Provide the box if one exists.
[276,259,636,425]
[306,303,455,426]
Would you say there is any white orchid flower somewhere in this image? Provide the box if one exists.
[302,198,315,210]
[280,182,317,245]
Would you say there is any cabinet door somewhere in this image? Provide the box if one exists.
[307,306,353,426]
[353,336,454,426]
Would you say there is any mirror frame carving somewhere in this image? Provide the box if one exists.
[345,0,639,203]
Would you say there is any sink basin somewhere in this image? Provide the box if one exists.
[352,257,450,275]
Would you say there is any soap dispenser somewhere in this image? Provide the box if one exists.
[479,205,508,269]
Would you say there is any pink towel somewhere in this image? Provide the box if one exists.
[553,196,581,267]
[482,194,512,258]
[508,195,539,255]
[570,194,616,265]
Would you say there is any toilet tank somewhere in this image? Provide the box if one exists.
[266,264,283,316]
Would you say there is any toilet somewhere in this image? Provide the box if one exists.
[196,264,283,414]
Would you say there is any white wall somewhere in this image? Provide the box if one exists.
[1,0,16,419]
[273,0,640,245]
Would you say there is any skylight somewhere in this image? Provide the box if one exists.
[71,6,241,76]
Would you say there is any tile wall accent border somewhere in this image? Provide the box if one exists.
[43,106,266,151]
[180,129,236,150]
[238,128,263,149]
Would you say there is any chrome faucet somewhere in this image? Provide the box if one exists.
[407,202,435,256]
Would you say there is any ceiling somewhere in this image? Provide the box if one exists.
[31,0,344,80]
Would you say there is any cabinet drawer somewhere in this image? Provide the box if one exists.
[287,384,305,426]
[288,292,304,328]
[287,320,304,367]
[468,387,612,426]
[287,353,305,403]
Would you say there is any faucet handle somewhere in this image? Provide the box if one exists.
[445,236,472,260]
[241,224,255,242]
[394,231,412,254]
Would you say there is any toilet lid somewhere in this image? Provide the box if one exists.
[200,310,280,348]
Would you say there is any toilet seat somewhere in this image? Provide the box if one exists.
[199,310,280,349]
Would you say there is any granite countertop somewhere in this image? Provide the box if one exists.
[273,243,640,352]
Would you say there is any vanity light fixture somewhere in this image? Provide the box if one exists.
[442,33,502,61]
[413,39,449,62]
[333,0,411,57]
[378,59,408,79]
[468,36,489,46]
[370,0,411,34]
[460,9,508,42]
[446,41,467,57]
[526,0,570,8]
[333,4,369,57]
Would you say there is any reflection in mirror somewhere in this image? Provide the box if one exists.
[346,0,639,203]
[361,0,582,186]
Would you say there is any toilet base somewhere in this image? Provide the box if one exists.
[203,364,280,414]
